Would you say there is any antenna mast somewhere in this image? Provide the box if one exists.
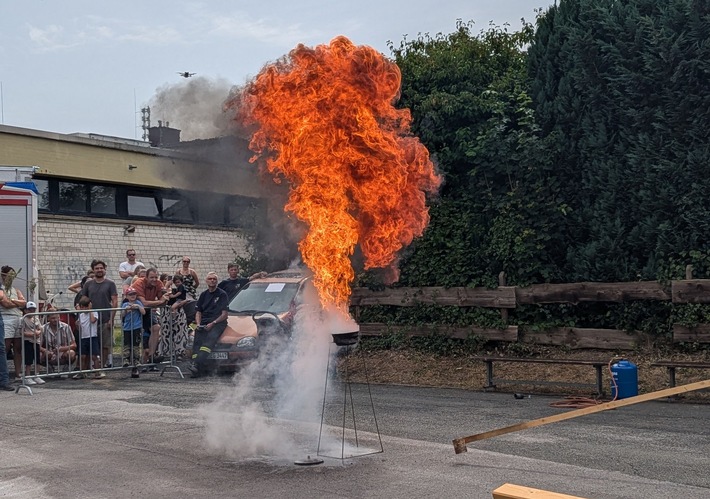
[141,106,151,142]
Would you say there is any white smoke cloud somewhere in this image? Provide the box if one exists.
[148,76,235,141]
[201,289,359,460]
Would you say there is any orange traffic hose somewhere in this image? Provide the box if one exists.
[549,357,623,408]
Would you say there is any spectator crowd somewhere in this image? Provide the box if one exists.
[0,249,264,391]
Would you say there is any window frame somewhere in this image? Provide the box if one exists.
[33,176,259,228]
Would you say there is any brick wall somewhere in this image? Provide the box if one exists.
[37,216,250,309]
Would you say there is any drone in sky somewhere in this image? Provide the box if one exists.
[177,71,196,78]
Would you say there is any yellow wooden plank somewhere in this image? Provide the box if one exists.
[493,483,587,499]
[453,379,710,453]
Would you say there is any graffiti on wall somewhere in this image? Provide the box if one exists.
[64,259,88,283]
[146,255,184,270]
[37,219,249,309]
[43,258,90,303]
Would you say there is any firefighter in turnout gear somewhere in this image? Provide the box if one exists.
[189,272,228,378]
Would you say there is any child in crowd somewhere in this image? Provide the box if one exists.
[121,288,144,367]
[167,274,187,314]
[21,302,45,385]
[75,296,104,379]
[130,265,146,287]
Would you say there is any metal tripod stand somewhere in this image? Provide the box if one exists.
[317,331,383,459]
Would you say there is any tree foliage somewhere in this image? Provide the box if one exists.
[356,2,710,338]
[528,0,710,282]
[387,21,566,288]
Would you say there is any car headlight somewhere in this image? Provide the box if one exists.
[236,337,256,348]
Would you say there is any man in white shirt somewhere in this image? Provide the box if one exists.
[118,249,144,295]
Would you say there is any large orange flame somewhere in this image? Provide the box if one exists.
[229,36,441,311]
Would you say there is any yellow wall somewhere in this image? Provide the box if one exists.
[0,126,261,197]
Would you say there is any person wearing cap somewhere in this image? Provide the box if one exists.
[21,302,45,385]
[121,287,144,368]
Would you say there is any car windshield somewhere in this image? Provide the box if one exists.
[228,282,300,314]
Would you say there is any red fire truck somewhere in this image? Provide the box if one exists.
[0,167,39,303]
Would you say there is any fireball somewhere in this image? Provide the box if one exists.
[228,36,441,311]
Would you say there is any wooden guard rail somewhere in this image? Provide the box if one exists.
[351,276,710,347]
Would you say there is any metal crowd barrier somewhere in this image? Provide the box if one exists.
[12,304,187,395]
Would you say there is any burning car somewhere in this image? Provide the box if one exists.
[207,269,314,370]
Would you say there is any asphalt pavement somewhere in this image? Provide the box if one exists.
[1,366,708,498]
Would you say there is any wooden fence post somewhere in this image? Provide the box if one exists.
[498,272,508,325]
[686,265,694,280]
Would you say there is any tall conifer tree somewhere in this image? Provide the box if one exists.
[528,0,710,281]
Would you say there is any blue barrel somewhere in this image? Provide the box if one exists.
[610,360,638,399]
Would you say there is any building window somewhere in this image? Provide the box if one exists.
[90,185,116,215]
[33,179,50,211]
[58,182,88,212]
[127,193,159,217]
[197,195,227,225]
[34,176,255,228]
[228,199,263,230]
[162,194,194,222]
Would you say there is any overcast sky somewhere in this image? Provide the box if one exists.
[0,1,552,139]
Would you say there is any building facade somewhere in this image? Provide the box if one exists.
[0,124,264,309]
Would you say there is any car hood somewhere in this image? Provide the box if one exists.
[221,315,258,343]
